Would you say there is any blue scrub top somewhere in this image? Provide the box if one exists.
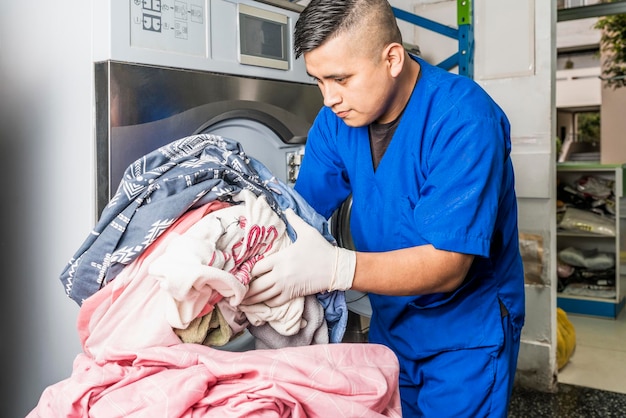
[295,56,525,361]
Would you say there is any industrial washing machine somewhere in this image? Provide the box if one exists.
[94,0,370,348]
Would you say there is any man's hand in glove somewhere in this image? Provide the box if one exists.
[242,208,356,307]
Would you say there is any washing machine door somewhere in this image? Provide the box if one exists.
[193,102,306,186]
[197,110,372,349]
[197,107,373,321]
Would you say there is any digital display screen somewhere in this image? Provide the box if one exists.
[240,14,286,60]
[238,5,289,70]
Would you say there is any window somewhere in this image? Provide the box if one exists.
[558,0,602,9]
[557,48,600,71]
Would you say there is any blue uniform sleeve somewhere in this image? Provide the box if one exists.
[413,98,511,258]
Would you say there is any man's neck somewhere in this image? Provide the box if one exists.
[377,56,420,124]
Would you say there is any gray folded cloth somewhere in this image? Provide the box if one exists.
[250,295,329,349]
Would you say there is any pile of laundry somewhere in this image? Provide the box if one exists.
[557,174,616,236]
[27,135,401,417]
[557,246,616,299]
[557,173,616,298]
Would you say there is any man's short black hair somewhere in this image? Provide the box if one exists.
[293,0,402,59]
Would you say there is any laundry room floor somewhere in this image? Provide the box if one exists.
[509,383,626,417]
[508,305,626,417]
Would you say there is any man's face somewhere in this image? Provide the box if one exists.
[303,32,397,127]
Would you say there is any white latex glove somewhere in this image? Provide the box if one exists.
[243,208,356,307]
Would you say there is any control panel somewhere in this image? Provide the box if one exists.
[130,0,206,57]
[94,0,313,83]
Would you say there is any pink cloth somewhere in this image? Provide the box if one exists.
[27,343,401,417]
[77,201,230,362]
[29,196,402,417]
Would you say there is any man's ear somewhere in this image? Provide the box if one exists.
[384,42,405,78]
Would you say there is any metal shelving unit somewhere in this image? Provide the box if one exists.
[392,0,474,78]
[557,163,626,318]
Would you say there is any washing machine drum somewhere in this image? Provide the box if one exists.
[194,105,307,187]
[193,113,305,351]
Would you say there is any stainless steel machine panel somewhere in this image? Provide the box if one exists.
[95,61,323,217]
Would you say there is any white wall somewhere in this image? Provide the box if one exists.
[478,0,557,392]
[1,1,91,415]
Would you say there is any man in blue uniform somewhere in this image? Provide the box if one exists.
[243,0,525,416]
